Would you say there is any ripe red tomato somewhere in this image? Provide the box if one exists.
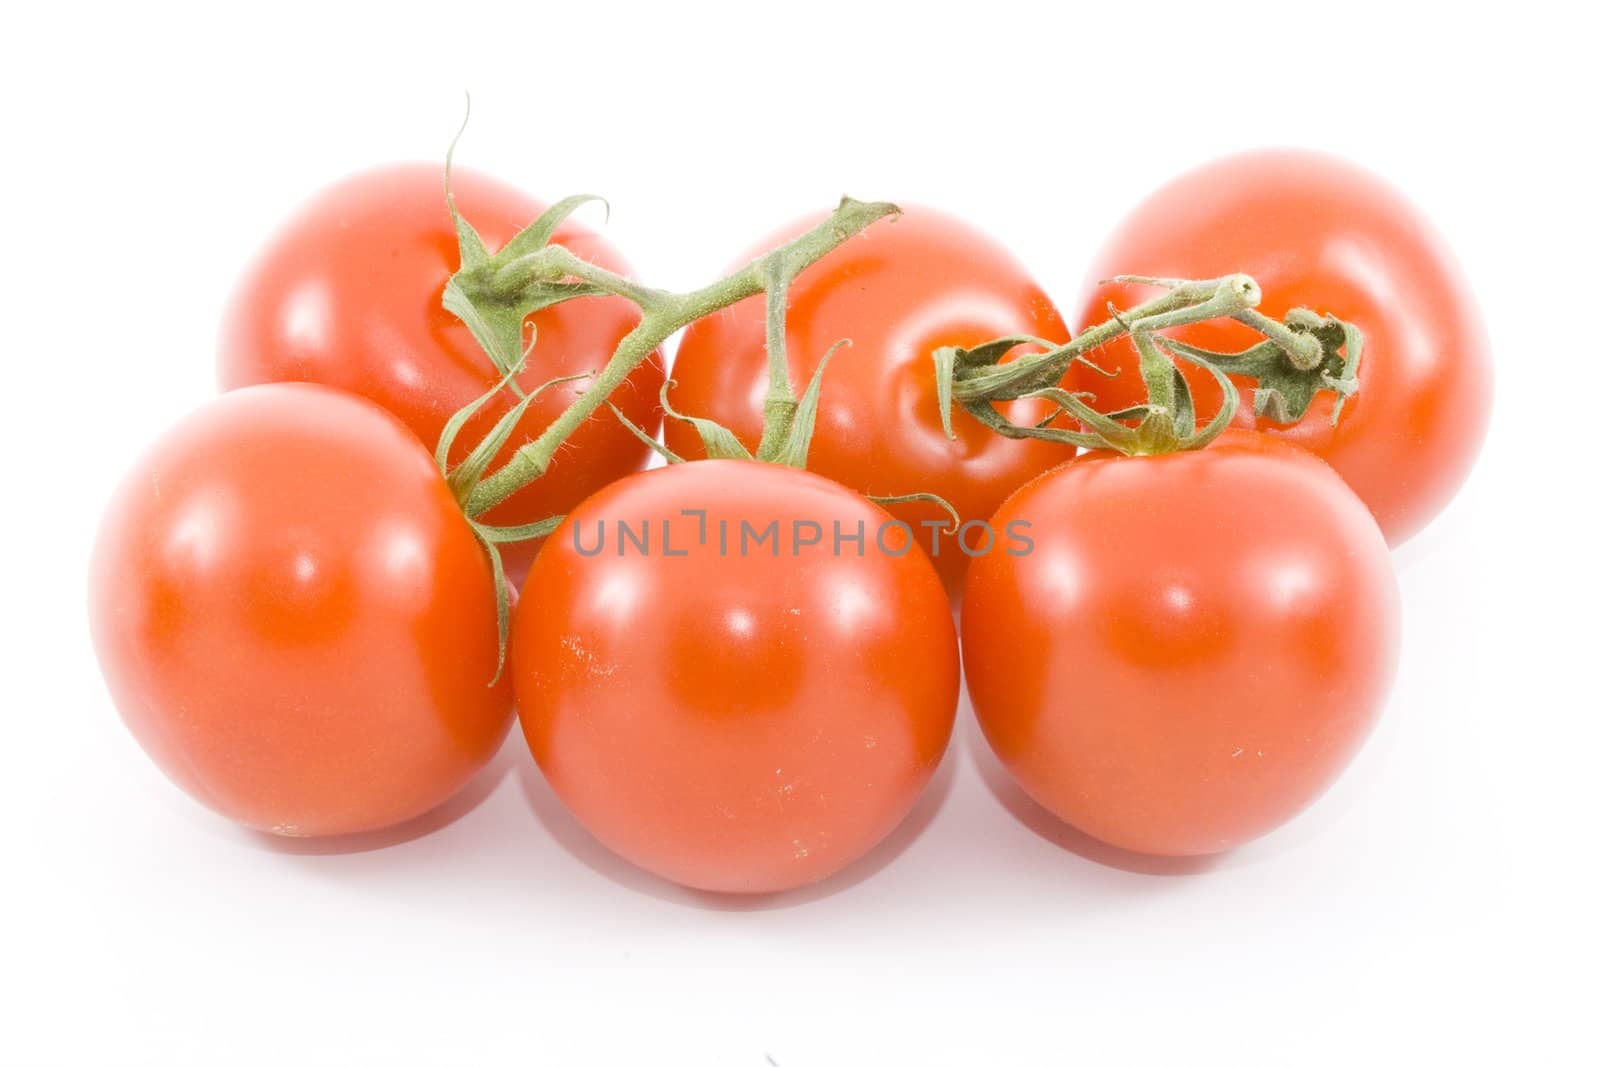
[513,460,960,893]
[218,163,663,579]
[665,206,1071,595]
[89,384,513,837]
[1070,149,1492,544]
[962,432,1400,856]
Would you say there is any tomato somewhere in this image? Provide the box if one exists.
[1070,149,1492,544]
[962,432,1400,856]
[665,206,1071,595]
[218,163,664,580]
[89,384,512,837]
[512,460,960,893]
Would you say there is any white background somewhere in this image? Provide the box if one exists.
[5,2,1595,1063]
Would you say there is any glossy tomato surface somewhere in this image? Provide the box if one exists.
[218,163,663,579]
[1070,149,1491,544]
[89,384,513,837]
[513,460,960,893]
[962,432,1400,856]
[666,206,1071,595]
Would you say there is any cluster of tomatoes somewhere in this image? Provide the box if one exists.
[89,146,1491,894]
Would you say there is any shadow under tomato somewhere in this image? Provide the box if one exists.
[514,743,958,912]
[961,718,1220,877]
[233,738,521,857]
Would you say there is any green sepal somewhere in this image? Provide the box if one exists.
[446,392,541,502]
[932,335,1079,430]
[436,364,520,475]
[441,278,523,376]
[474,515,566,543]
[1154,335,1242,452]
[956,336,1101,402]
[444,373,590,504]
[607,401,684,465]
[960,397,1108,452]
[1101,405,1153,422]
[868,491,961,532]
[660,381,752,461]
[468,523,512,687]
[451,210,491,273]
[770,339,849,469]
[469,511,567,684]
[932,345,959,440]
[1020,388,1142,451]
[1202,310,1363,425]
[443,107,491,272]
[499,194,609,264]
[961,335,1051,368]
[1315,314,1363,426]
[1171,363,1196,439]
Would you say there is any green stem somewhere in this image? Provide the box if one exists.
[1131,326,1178,418]
[1233,307,1323,370]
[754,257,797,461]
[464,197,898,516]
[950,274,1262,403]
[492,244,666,312]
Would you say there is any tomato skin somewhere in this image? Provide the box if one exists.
[513,460,960,893]
[89,384,513,837]
[1070,149,1492,544]
[218,163,664,579]
[962,432,1400,856]
[665,207,1071,596]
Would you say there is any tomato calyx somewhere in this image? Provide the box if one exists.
[1226,306,1363,423]
[653,332,853,465]
[932,274,1363,456]
[438,118,641,380]
[609,371,966,535]
[639,253,965,524]
[442,190,630,380]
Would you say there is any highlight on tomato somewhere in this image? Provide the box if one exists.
[513,460,960,893]
[665,205,1072,596]
[89,384,514,837]
[217,162,665,580]
[1067,149,1492,544]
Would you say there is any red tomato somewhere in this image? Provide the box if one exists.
[962,432,1400,856]
[218,163,663,579]
[89,384,512,837]
[513,460,960,893]
[1070,149,1492,544]
[665,206,1071,595]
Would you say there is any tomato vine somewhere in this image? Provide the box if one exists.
[433,159,901,667]
[931,274,1363,456]
[432,127,1367,672]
